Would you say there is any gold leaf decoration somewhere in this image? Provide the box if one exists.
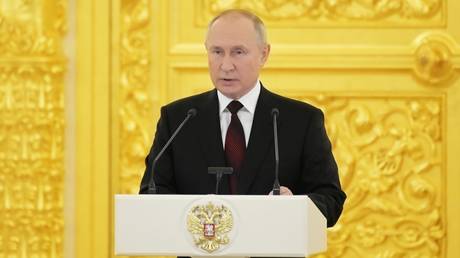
[299,95,445,258]
[413,33,456,86]
[0,1,66,257]
[119,0,154,194]
[201,0,443,25]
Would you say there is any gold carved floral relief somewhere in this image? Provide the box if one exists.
[0,0,66,257]
[118,0,154,194]
[300,94,445,257]
[200,0,444,26]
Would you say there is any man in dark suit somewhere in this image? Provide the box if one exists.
[139,9,346,228]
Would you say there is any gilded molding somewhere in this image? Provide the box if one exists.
[201,0,444,26]
[293,94,446,258]
[0,1,65,257]
[0,65,66,257]
[0,14,57,57]
[0,0,66,58]
[55,0,68,35]
[413,33,456,86]
[119,0,153,194]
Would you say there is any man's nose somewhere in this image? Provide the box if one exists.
[220,55,235,71]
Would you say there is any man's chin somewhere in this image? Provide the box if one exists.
[217,87,241,99]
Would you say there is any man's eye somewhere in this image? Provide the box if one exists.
[233,49,246,55]
[212,50,222,55]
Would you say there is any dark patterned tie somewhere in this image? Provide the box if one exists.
[225,100,246,194]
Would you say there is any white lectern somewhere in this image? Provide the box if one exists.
[115,195,326,257]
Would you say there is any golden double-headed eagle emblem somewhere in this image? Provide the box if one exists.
[187,202,233,253]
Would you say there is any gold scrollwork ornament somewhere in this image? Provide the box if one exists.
[187,202,233,253]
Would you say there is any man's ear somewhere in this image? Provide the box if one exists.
[260,44,271,64]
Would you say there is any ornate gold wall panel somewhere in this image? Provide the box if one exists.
[199,0,445,27]
[301,94,445,257]
[0,1,66,257]
[117,0,154,194]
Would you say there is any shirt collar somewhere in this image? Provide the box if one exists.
[217,80,261,114]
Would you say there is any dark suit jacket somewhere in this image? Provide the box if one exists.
[139,85,346,227]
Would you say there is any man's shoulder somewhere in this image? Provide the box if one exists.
[162,89,216,112]
[264,87,321,114]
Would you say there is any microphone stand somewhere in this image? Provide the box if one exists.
[146,108,197,194]
[208,167,233,194]
[272,108,280,195]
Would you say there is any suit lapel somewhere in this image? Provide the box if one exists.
[238,86,274,194]
[194,90,227,177]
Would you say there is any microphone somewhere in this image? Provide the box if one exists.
[271,108,280,195]
[208,167,233,194]
[146,108,197,194]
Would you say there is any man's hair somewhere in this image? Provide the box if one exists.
[207,9,267,45]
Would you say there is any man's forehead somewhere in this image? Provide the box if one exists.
[206,27,258,48]
[207,43,248,49]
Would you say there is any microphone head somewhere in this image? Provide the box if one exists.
[187,108,198,117]
[271,108,279,117]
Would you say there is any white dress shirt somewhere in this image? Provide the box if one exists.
[217,81,261,147]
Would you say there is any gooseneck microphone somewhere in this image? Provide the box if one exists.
[146,108,197,194]
[271,108,281,195]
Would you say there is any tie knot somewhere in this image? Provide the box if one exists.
[227,100,243,114]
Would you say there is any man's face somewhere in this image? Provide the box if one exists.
[205,15,270,99]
